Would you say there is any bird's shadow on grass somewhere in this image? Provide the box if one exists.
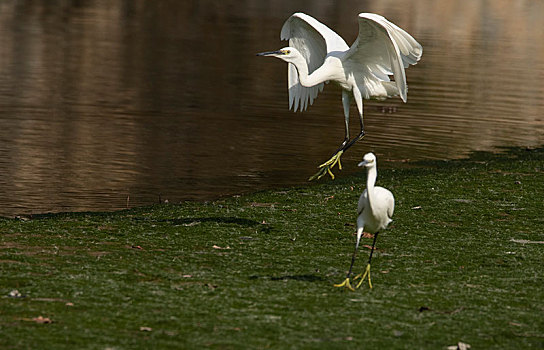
[249,274,325,282]
[158,217,273,234]
[168,217,261,227]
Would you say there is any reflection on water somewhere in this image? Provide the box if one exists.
[0,0,543,216]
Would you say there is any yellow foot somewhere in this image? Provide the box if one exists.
[334,277,355,291]
[353,264,372,289]
[308,150,344,181]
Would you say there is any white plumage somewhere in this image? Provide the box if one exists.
[335,152,395,290]
[355,152,395,247]
[258,13,422,180]
[280,12,349,112]
[278,12,422,112]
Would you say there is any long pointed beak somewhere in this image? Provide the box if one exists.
[358,161,368,167]
[256,50,282,56]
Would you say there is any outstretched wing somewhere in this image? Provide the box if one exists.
[343,13,422,102]
[280,13,349,112]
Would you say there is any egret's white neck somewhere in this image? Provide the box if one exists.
[289,55,328,87]
[366,166,378,213]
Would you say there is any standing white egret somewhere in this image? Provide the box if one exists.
[334,152,394,290]
[257,13,422,180]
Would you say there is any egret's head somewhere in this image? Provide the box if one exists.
[358,153,377,168]
[256,47,299,62]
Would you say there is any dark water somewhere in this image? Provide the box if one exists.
[0,0,543,216]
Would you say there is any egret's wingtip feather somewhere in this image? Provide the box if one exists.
[292,12,307,18]
[357,13,384,20]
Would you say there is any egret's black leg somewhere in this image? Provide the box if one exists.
[334,242,359,291]
[367,231,379,265]
[342,91,366,152]
[328,116,352,165]
[309,92,366,181]
[336,137,350,154]
[346,241,359,277]
[341,116,366,153]
[336,91,353,153]
[341,131,365,153]
[355,231,379,289]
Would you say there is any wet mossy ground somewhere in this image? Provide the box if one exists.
[1,147,543,349]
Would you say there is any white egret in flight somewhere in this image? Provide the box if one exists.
[257,13,422,180]
[334,153,394,290]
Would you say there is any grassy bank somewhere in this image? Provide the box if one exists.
[1,147,543,349]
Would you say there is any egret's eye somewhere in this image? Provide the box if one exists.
[283,50,291,55]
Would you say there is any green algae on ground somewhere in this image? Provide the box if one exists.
[0,147,543,349]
